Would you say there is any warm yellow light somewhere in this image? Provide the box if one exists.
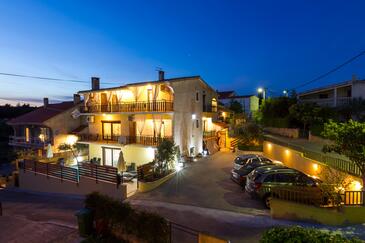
[267,143,272,149]
[351,181,363,191]
[312,163,319,171]
[147,84,153,90]
[39,134,45,142]
[285,149,290,155]
[222,112,226,118]
[66,135,78,145]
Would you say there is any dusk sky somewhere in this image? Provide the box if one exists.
[1,0,365,105]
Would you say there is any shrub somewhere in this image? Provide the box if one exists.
[260,226,362,243]
[84,192,169,243]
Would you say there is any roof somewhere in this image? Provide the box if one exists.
[78,75,216,94]
[8,101,76,125]
[298,79,365,96]
[217,91,235,99]
[220,94,255,100]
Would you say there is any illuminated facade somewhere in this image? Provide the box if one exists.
[76,74,222,167]
[7,96,83,158]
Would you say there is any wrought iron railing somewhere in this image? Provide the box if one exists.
[203,131,216,139]
[9,136,50,147]
[80,100,173,113]
[78,133,173,146]
[203,105,218,113]
[264,135,361,177]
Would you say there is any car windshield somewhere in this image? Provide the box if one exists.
[235,157,249,165]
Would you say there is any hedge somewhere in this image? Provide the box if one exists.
[84,192,169,243]
[260,226,362,243]
[237,144,263,152]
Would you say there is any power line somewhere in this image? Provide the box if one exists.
[0,72,117,85]
[292,49,365,90]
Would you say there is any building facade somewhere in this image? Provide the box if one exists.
[297,75,365,107]
[75,73,222,168]
[217,91,259,116]
[7,96,82,159]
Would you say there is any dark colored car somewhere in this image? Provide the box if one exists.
[231,159,281,187]
[233,154,271,171]
[245,166,320,208]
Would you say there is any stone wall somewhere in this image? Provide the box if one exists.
[264,127,299,138]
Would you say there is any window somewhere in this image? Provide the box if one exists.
[102,121,121,140]
[25,127,30,142]
[196,91,199,101]
[196,119,199,128]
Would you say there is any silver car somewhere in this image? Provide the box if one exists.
[233,154,271,171]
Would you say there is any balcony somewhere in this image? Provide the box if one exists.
[77,133,173,146]
[203,131,217,139]
[80,100,173,113]
[9,136,50,148]
[299,97,352,107]
[203,105,218,113]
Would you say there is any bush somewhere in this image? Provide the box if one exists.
[84,192,169,243]
[260,226,362,243]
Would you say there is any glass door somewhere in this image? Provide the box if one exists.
[102,121,121,141]
[103,147,121,167]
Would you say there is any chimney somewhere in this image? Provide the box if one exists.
[352,74,357,82]
[91,77,100,90]
[43,98,49,108]
[73,94,81,104]
[158,70,165,81]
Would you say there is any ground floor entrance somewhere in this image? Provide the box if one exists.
[102,147,121,167]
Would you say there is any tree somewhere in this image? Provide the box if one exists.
[322,120,365,190]
[58,143,83,164]
[155,139,177,176]
[229,100,243,114]
[257,97,297,127]
[237,122,263,145]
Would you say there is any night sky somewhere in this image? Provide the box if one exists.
[1,0,365,105]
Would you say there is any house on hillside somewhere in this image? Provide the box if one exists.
[217,90,259,117]
[298,75,365,107]
[74,72,226,168]
[7,96,84,161]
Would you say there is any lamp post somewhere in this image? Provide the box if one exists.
[283,89,288,97]
[257,87,266,100]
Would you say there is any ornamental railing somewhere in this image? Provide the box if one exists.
[80,100,173,113]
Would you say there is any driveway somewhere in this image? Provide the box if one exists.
[130,151,268,215]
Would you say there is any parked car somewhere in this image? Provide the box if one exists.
[233,154,271,171]
[231,159,282,187]
[245,166,321,208]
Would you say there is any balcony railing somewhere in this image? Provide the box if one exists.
[299,97,353,107]
[78,133,173,146]
[203,105,218,113]
[9,136,50,148]
[203,131,217,139]
[80,100,173,113]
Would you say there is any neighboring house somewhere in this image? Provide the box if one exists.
[217,90,259,116]
[75,72,223,167]
[298,75,365,107]
[7,95,82,159]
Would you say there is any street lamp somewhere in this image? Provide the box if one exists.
[257,87,266,100]
[283,89,288,97]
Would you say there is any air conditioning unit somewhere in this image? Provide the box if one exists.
[86,115,95,123]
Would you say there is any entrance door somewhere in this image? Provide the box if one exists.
[100,93,108,112]
[102,121,121,141]
[103,147,121,167]
[129,121,137,143]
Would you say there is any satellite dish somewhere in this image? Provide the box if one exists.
[71,109,81,119]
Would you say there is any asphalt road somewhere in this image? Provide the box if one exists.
[131,151,268,216]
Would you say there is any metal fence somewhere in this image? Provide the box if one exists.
[272,187,364,207]
[264,136,361,177]
[20,160,120,186]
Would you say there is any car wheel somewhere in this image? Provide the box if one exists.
[263,195,272,209]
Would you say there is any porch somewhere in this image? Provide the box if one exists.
[78,134,173,146]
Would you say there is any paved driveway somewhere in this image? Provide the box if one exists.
[131,151,268,215]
